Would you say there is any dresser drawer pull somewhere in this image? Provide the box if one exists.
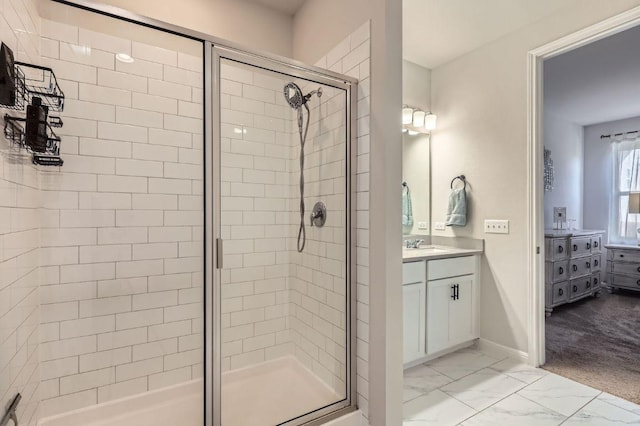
[559,267,564,275]
[573,244,578,251]
[573,285,578,292]
[593,278,598,285]
[558,246,564,253]
[558,288,564,296]
[594,259,599,267]
[586,261,591,268]
[573,265,578,272]
[594,241,599,248]
[636,266,640,273]
[620,254,625,258]
[586,281,591,288]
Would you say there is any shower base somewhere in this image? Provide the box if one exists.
[38,356,341,426]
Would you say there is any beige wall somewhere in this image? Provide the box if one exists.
[430,0,640,353]
[292,0,369,64]
[40,0,294,57]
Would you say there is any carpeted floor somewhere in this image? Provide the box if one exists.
[544,288,640,404]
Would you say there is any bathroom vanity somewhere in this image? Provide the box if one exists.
[402,243,482,368]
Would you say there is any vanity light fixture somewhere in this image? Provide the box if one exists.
[402,105,437,134]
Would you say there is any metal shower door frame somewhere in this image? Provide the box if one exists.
[210,45,358,426]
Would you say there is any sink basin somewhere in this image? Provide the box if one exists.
[403,245,448,253]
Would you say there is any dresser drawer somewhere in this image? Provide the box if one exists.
[591,254,602,272]
[569,256,591,278]
[569,276,592,300]
[547,238,569,261]
[550,281,568,305]
[609,273,640,290]
[570,237,592,257]
[546,261,568,283]
[591,271,601,289]
[611,261,640,277]
[591,235,602,252]
[608,249,640,264]
[403,261,425,284]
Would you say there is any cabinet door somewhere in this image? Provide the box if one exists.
[449,277,474,345]
[426,279,452,355]
[403,282,426,364]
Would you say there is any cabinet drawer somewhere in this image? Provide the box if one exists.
[591,254,602,272]
[427,256,475,281]
[610,273,640,290]
[570,237,592,257]
[591,235,602,252]
[569,277,592,300]
[403,261,425,284]
[612,261,640,277]
[609,250,640,264]
[546,261,568,283]
[569,257,591,278]
[547,238,568,260]
[551,281,568,305]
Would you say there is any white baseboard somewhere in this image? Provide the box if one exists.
[476,338,529,363]
[324,410,363,426]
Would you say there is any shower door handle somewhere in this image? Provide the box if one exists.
[216,238,223,269]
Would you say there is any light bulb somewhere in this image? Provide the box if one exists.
[424,113,437,130]
[402,106,414,125]
[412,110,426,128]
[408,130,419,136]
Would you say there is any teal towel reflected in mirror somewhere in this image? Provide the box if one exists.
[402,182,413,230]
[446,188,467,226]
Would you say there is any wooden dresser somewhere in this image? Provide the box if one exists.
[605,244,640,293]
[544,230,604,316]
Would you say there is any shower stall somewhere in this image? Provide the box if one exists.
[15,2,358,425]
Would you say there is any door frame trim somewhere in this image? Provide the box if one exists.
[526,5,640,367]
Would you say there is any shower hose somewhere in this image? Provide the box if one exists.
[296,103,310,253]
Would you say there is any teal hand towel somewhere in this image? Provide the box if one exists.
[402,184,413,228]
[445,188,467,226]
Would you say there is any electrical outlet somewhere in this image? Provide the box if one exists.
[434,222,446,231]
[484,219,509,234]
[417,221,428,230]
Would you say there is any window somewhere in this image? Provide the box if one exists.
[612,139,640,243]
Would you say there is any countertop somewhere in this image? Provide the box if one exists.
[402,245,482,262]
[544,229,605,238]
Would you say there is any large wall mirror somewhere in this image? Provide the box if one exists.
[402,132,430,236]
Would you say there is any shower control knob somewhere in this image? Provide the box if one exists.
[310,201,327,227]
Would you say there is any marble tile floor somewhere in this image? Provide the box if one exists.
[403,347,640,425]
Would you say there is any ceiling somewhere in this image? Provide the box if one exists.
[544,24,640,126]
[245,0,305,16]
[403,0,570,69]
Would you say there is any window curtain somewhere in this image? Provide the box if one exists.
[611,137,640,243]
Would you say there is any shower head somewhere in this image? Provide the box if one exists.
[284,82,322,109]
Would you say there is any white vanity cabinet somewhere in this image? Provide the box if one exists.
[402,261,427,364]
[403,254,479,368]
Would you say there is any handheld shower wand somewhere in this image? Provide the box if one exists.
[283,82,323,253]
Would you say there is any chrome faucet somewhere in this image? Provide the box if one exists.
[405,239,425,249]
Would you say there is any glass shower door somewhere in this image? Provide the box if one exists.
[213,49,353,425]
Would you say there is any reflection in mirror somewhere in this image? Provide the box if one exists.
[402,132,430,236]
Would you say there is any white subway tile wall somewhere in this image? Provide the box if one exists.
[314,22,371,419]
[37,20,204,417]
[0,0,42,424]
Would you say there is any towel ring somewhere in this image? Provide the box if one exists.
[450,175,466,189]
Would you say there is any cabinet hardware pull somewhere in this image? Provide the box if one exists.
[637,266,640,273]
[573,265,578,272]
[559,267,564,274]
[573,244,578,251]
[559,288,564,296]
[586,281,591,288]
[573,285,578,292]
[594,260,599,266]
[586,243,591,250]
[621,254,625,258]
[594,278,598,285]
[586,262,591,268]
[558,246,564,253]
[451,285,456,300]
[594,241,598,247]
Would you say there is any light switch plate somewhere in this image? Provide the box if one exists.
[434,222,446,231]
[484,220,509,234]
[417,221,428,230]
